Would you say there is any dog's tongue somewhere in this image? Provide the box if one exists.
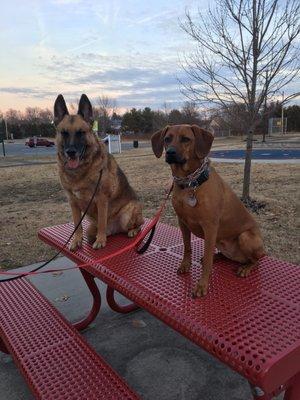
[67,158,80,169]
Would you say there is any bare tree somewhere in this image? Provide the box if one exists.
[153,109,168,131]
[180,0,300,200]
[215,103,250,135]
[181,101,201,124]
[96,95,117,135]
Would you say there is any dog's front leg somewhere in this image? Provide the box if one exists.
[177,219,192,274]
[69,199,83,251]
[192,225,217,297]
[92,194,108,249]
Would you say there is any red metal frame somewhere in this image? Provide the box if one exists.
[73,269,102,331]
[249,384,274,400]
[106,286,139,314]
[284,373,300,400]
[0,338,8,354]
[38,220,300,399]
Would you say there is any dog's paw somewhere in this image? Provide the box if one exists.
[70,236,83,251]
[237,265,252,277]
[92,236,107,249]
[128,227,141,238]
[87,234,96,244]
[192,279,209,298]
[177,260,191,274]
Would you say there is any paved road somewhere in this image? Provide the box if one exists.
[2,143,56,157]
[2,143,300,161]
[210,148,300,160]
[1,141,150,157]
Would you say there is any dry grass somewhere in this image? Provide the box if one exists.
[0,153,299,269]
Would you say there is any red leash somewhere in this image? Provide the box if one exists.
[0,183,173,278]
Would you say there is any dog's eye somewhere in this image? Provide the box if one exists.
[61,130,69,137]
[164,136,171,143]
[181,136,190,143]
[76,130,83,137]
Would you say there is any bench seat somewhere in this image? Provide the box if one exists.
[0,278,139,400]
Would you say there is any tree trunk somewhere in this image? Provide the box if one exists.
[242,129,254,201]
[262,128,266,143]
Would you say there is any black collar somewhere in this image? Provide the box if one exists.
[173,160,210,190]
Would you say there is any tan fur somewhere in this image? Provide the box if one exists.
[55,97,143,251]
[151,124,265,297]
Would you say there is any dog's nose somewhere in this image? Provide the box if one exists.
[66,148,77,158]
[166,147,177,156]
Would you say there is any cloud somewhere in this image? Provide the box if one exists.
[0,87,80,101]
[116,87,184,109]
[41,50,179,75]
[0,87,55,98]
[68,66,183,105]
[0,0,214,112]
[73,67,159,85]
[0,84,184,111]
[0,52,185,109]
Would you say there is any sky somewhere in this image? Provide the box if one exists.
[0,0,208,113]
[0,0,298,113]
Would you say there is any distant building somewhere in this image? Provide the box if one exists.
[208,117,231,137]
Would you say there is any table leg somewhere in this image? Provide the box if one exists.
[249,384,273,399]
[284,373,300,400]
[106,286,139,314]
[73,269,101,331]
[0,338,9,354]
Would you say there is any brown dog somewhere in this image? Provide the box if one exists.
[54,94,143,251]
[151,124,265,297]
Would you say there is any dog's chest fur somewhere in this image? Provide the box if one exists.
[59,164,101,214]
[72,189,83,199]
[70,187,92,207]
[172,190,205,238]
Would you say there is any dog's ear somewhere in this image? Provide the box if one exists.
[191,125,214,158]
[151,126,169,158]
[77,94,93,124]
[54,94,69,125]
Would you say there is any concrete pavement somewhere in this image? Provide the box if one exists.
[1,140,150,158]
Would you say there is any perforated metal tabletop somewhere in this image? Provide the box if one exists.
[39,220,300,396]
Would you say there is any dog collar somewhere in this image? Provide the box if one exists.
[173,158,210,190]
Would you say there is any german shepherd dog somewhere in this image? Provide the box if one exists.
[54,94,143,251]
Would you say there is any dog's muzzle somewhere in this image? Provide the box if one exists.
[165,147,186,164]
[65,147,77,160]
[64,146,81,169]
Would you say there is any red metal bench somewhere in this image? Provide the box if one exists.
[0,278,139,400]
[38,220,300,400]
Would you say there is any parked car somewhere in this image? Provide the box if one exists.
[25,137,55,148]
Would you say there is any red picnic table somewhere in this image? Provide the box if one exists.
[38,219,300,400]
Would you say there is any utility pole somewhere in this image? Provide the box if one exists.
[281,92,284,135]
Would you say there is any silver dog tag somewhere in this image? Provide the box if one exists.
[185,191,197,207]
